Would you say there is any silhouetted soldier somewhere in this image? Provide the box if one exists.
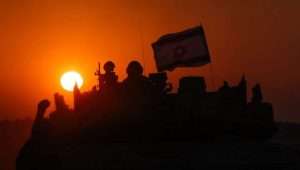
[122,61,151,95]
[97,61,120,104]
[219,81,230,92]
[49,93,77,138]
[121,61,154,131]
[102,61,118,86]
[244,84,277,139]
[251,84,263,103]
[218,81,232,107]
[53,93,69,112]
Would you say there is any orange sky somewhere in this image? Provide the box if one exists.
[0,0,299,122]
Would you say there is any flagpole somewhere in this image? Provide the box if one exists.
[174,0,185,28]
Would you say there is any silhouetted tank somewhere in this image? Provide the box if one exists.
[16,24,281,170]
[16,61,277,170]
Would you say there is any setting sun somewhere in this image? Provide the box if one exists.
[60,71,83,92]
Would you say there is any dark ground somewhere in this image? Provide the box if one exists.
[53,141,300,169]
[1,120,300,170]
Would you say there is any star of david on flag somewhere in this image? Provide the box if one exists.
[152,26,211,72]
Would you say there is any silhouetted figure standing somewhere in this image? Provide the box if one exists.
[49,93,76,138]
[122,61,150,94]
[219,81,230,92]
[244,84,276,139]
[96,61,119,90]
[121,61,153,132]
[251,84,263,103]
[91,61,121,126]
[102,61,118,86]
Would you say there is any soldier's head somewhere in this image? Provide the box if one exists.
[126,61,143,78]
[103,61,115,73]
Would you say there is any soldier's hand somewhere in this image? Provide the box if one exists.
[37,99,50,113]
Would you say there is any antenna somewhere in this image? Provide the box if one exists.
[137,17,146,73]
[94,62,101,89]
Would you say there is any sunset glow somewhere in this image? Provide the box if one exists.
[60,71,83,92]
[0,0,299,122]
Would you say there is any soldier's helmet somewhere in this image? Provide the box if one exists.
[104,61,115,73]
[126,61,143,77]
